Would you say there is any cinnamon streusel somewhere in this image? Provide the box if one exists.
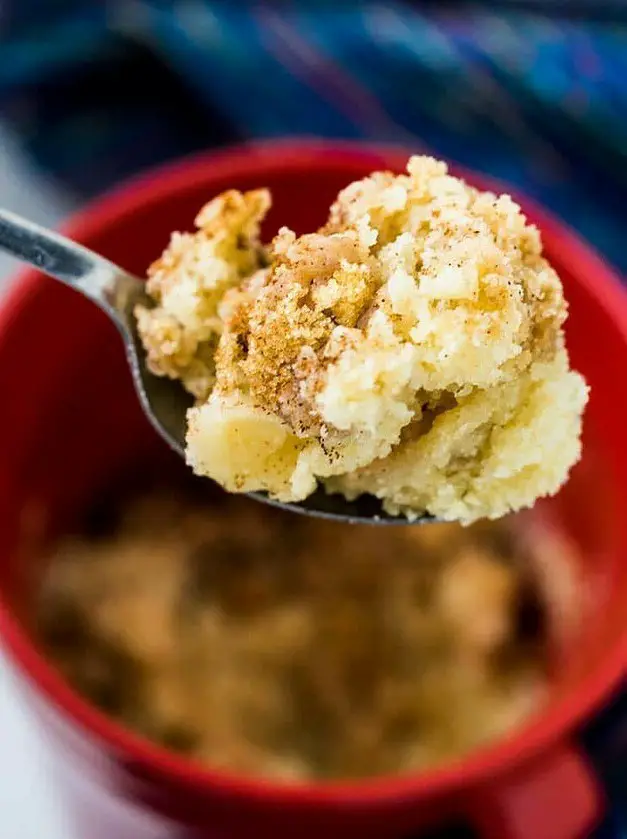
[136,157,588,523]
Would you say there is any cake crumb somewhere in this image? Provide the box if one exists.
[137,157,588,523]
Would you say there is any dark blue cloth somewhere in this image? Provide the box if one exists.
[1,2,626,273]
[0,2,625,835]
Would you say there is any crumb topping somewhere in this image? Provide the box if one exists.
[136,156,588,523]
[38,484,549,780]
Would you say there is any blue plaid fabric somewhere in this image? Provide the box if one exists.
[0,1,625,835]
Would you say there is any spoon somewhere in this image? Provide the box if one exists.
[0,208,435,525]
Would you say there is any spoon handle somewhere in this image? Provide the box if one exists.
[0,208,142,321]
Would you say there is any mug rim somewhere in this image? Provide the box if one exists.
[1,138,626,806]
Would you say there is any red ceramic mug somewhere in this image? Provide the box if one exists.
[0,141,626,839]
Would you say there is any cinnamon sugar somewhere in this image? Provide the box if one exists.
[136,157,588,523]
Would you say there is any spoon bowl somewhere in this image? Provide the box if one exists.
[0,208,431,525]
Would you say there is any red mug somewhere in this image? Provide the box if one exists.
[0,141,626,839]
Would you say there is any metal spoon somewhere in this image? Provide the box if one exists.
[0,208,434,525]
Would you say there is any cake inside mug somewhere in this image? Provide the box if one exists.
[34,472,574,782]
[136,156,588,524]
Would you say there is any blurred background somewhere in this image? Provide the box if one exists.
[0,1,626,837]
[0,0,626,277]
